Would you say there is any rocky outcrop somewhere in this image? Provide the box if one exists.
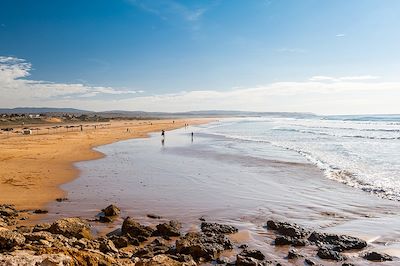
[0,229,25,250]
[363,251,393,261]
[308,231,367,251]
[317,247,346,261]
[102,204,120,217]
[266,220,309,238]
[121,217,154,241]
[153,220,182,237]
[0,251,72,266]
[49,218,92,239]
[200,222,238,235]
[175,232,233,260]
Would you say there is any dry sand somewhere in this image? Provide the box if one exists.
[0,119,212,210]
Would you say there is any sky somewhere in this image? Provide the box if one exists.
[0,0,400,114]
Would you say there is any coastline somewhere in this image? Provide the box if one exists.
[1,118,399,265]
[0,118,213,210]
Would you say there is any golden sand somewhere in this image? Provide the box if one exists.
[0,119,211,210]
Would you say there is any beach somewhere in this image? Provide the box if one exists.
[1,117,400,265]
[0,118,211,210]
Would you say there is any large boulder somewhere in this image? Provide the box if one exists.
[0,229,25,250]
[308,232,367,251]
[363,251,393,261]
[0,205,18,217]
[266,220,309,238]
[49,218,92,239]
[317,247,346,261]
[176,232,233,261]
[154,220,182,237]
[102,204,120,217]
[23,231,54,242]
[200,222,238,235]
[121,217,154,239]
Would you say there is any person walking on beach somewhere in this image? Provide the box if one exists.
[161,130,165,138]
[191,132,194,142]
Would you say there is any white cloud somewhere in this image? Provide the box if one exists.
[1,56,400,115]
[309,75,380,82]
[336,33,346,37]
[0,56,141,105]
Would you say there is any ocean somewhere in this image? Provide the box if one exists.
[202,115,400,201]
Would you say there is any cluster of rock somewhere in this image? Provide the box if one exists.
[0,204,396,265]
[266,219,393,265]
[0,204,274,265]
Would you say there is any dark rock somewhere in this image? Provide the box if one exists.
[236,254,259,266]
[342,263,355,266]
[154,220,182,237]
[49,217,92,239]
[23,231,54,242]
[287,248,302,259]
[56,197,68,202]
[265,220,309,238]
[176,232,233,260]
[0,205,18,217]
[317,247,346,261]
[102,204,120,217]
[99,239,119,254]
[239,249,265,260]
[33,209,48,214]
[109,235,129,248]
[32,223,51,232]
[308,232,367,251]
[304,258,317,265]
[16,226,32,234]
[98,216,114,223]
[201,222,238,235]
[121,217,154,240]
[363,251,393,261]
[239,244,248,249]
[274,236,307,246]
[0,229,25,250]
[147,214,162,219]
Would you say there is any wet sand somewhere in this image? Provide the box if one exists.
[41,123,400,265]
[0,118,211,210]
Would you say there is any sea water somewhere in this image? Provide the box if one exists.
[202,115,400,201]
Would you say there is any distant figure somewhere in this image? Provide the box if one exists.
[173,120,175,124]
[161,130,165,138]
[191,132,194,142]
[80,125,83,132]
[126,128,129,133]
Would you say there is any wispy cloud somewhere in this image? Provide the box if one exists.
[336,33,346,37]
[2,56,399,115]
[0,56,141,104]
[309,75,380,82]
[127,0,210,22]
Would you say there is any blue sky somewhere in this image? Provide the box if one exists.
[1,0,400,114]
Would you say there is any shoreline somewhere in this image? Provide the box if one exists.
[0,118,213,210]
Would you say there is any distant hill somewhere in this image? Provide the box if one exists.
[0,107,317,119]
[0,107,90,114]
